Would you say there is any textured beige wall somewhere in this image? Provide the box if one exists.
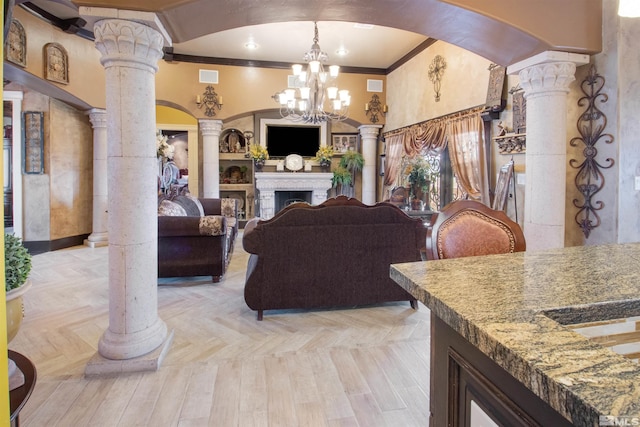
[385,41,492,131]
[48,99,93,240]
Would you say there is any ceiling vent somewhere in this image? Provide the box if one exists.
[367,79,383,92]
[199,70,219,84]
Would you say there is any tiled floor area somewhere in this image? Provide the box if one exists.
[8,234,431,426]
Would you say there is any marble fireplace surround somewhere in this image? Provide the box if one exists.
[255,172,333,219]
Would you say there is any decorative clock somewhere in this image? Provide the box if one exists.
[285,154,304,171]
[428,55,447,102]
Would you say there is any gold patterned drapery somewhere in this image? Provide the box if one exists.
[382,106,488,205]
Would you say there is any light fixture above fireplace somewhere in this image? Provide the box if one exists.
[272,22,350,124]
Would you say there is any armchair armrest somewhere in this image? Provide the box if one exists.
[242,217,262,254]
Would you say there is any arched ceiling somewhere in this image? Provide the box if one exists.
[50,0,602,67]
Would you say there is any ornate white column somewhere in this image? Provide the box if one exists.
[358,125,382,205]
[508,51,589,251]
[85,108,108,247]
[84,15,172,373]
[200,119,223,198]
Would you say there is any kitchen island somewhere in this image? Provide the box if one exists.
[390,243,640,426]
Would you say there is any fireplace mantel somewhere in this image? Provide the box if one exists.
[255,172,333,219]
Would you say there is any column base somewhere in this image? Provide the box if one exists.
[84,239,108,248]
[85,329,174,377]
[85,232,109,248]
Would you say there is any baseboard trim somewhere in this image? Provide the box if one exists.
[23,234,90,255]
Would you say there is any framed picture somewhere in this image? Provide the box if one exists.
[23,111,44,174]
[331,133,358,154]
[492,160,514,211]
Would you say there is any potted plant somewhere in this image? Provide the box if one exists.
[332,166,353,196]
[314,146,334,170]
[5,233,32,344]
[338,150,364,195]
[405,157,435,209]
[248,144,269,170]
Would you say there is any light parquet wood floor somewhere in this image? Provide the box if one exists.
[9,233,431,427]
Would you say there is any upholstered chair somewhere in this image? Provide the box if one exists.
[425,200,525,260]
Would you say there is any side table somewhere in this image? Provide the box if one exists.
[8,350,36,427]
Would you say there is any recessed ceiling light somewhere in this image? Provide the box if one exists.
[353,23,374,30]
[335,48,349,57]
[244,41,259,50]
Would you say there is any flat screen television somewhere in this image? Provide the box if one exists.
[266,125,320,158]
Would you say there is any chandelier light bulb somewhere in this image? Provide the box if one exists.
[327,86,338,99]
[333,99,342,110]
[298,72,307,83]
[339,90,350,101]
[299,100,308,111]
[329,65,340,77]
[619,0,640,17]
[299,87,311,99]
[292,64,303,75]
[309,60,320,73]
[284,89,296,101]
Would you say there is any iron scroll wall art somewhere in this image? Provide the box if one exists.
[569,64,614,238]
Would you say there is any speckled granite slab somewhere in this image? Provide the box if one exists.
[390,243,640,427]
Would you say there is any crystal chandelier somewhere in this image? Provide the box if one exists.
[273,22,350,124]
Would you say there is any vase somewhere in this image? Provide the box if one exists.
[6,279,31,344]
[320,160,331,171]
[254,159,265,171]
[411,181,431,210]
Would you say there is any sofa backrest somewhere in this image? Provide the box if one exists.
[243,196,426,272]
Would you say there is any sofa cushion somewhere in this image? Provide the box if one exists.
[199,215,226,236]
[158,200,187,216]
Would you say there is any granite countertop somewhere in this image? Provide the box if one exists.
[390,243,640,426]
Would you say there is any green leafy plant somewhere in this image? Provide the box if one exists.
[331,167,352,187]
[5,234,32,292]
[338,150,364,173]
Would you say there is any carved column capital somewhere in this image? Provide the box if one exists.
[87,108,107,129]
[199,119,223,136]
[93,19,164,72]
[518,62,576,97]
[358,124,383,139]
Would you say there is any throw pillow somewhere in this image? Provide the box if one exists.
[185,194,205,216]
[158,200,187,216]
[221,198,236,218]
[172,195,202,217]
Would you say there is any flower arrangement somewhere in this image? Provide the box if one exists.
[248,144,269,161]
[156,132,175,160]
[314,145,334,163]
[405,157,434,191]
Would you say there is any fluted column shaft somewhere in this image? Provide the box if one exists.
[509,52,588,251]
[93,18,168,360]
[358,125,382,205]
[200,119,223,198]
[86,108,108,247]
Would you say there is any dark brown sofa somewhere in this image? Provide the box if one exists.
[242,196,427,320]
[158,196,238,282]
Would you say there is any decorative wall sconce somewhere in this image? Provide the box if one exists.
[365,94,388,124]
[196,85,223,117]
[428,55,447,102]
